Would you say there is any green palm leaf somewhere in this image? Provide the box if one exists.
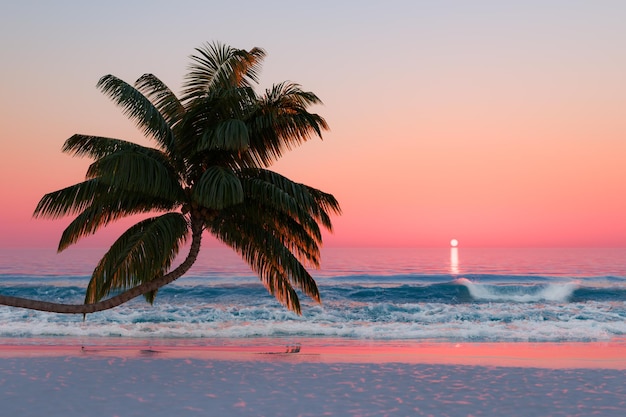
[33,179,111,219]
[241,177,323,243]
[197,118,250,152]
[220,202,322,268]
[211,212,320,314]
[85,213,189,304]
[58,204,134,252]
[97,75,176,154]
[192,166,244,209]
[242,169,341,230]
[134,74,185,128]
[303,185,342,230]
[264,82,325,110]
[177,86,256,158]
[63,134,143,159]
[57,190,179,251]
[182,42,266,101]
[86,149,184,201]
[245,82,329,166]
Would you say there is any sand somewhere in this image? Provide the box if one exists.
[2,338,626,417]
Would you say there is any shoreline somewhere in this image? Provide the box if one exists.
[1,337,625,369]
[3,337,625,416]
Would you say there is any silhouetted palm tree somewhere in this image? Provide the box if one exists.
[0,42,340,315]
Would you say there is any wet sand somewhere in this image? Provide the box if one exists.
[1,338,626,416]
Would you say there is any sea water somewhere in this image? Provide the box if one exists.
[0,247,625,342]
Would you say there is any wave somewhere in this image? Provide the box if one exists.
[1,297,625,342]
[1,275,626,305]
[454,278,578,302]
[2,274,626,342]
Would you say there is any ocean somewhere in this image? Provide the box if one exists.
[1,247,625,343]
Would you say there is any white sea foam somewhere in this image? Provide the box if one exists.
[455,277,578,302]
[2,249,625,344]
[2,298,624,342]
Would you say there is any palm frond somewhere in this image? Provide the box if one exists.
[181,42,266,101]
[85,213,189,304]
[57,191,179,251]
[33,179,111,219]
[219,202,322,268]
[303,185,342,230]
[210,212,321,313]
[246,82,328,166]
[134,74,185,129]
[242,169,340,231]
[197,118,250,152]
[241,177,323,243]
[58,204,127,252]
[192,166,243,209]
[86,149,185,201]
[177,87,256,158]
[62,134,169,162]
[97,75,176,154]
[264,82,325,108]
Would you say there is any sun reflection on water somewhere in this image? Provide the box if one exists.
[450,247,459,275]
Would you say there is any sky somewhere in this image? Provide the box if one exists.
[1,0,625,249]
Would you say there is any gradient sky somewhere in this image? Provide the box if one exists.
[1,1,625,248]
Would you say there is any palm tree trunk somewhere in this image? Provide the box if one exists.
[0,219,204,314]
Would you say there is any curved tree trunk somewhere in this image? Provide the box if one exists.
[0,220,203,314]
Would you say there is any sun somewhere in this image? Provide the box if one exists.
[450,239,459,247]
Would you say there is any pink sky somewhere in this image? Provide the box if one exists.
[1,1,626,248]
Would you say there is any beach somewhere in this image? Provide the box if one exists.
[2,338,626,417]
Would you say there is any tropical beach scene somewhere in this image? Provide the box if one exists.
[1,1,626,416]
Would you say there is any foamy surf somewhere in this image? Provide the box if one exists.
[1,277,625,342]
[2,247,626,343]
[455,277,579,302]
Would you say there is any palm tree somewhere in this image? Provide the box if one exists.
[0,42,340,315]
